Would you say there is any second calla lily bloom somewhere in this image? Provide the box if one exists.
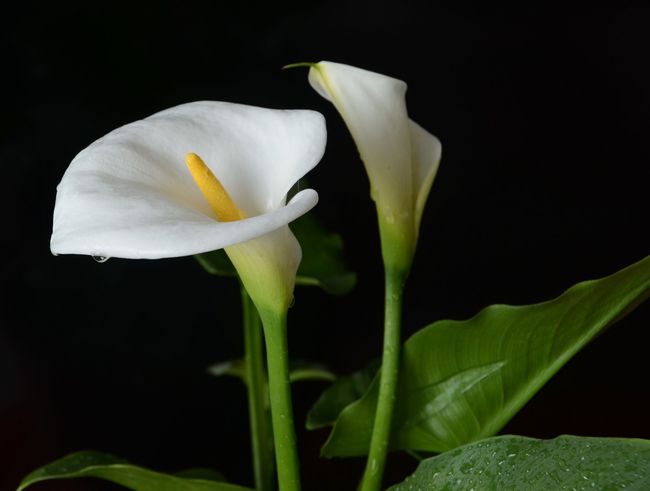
[307,61,441,271]
[51,101,327,312]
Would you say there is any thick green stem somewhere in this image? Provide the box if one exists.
[259,308,301,491]
[241,285,274,491]
[359,268,405,491]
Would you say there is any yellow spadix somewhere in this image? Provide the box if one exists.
[185,152,247,222]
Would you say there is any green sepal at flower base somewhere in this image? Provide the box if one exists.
[196,212,357,296]
[314,253,650,456]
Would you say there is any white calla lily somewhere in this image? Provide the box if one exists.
[304,61,442,491]
[51,101,326,312]
[307,61,441,271]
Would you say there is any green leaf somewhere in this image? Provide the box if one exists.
[207,358,335,384]
[306,360,379,430]
[282,62,317,70]
[322,254,650,456]
[288,361,336,383]
[17,451,251,491]
[389,435,650,490]
[291,213,357,295]
[195,213,356,295]
[207,359,246,380]
[175,469,226,481]
[195,249,236,277]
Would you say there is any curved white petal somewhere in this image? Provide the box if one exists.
[410,119,442,236]
[51,188,318,259]
[59,101,325,215]
[51,101,325,259]
[308,62,412,218]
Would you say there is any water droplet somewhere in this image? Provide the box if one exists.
[92,256,110,263]
[289,296,296,308]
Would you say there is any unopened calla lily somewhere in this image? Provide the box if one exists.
[306,61,442,272]
[300,61,442,491]
[51,101,326,313]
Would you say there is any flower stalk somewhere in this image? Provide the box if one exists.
[359,266,406,491]
[241,284,274,491]
[299,61,441,491]
[258,307,302,491]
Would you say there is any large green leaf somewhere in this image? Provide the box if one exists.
[389,435,650,490]
[196,213,356,295]
[306,360,379,430]
[17,451,251,491]
[321,254,650,456]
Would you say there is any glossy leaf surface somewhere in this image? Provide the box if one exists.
[18,451,251,491]
[321,255,650,456]
[306,360,378,430]
[389,435,650,490]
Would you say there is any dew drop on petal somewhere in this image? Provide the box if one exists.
[93,256,110,263]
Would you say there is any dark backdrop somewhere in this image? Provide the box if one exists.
[2,2,649,490]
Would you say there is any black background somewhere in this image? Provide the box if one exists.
[2,2,649,490]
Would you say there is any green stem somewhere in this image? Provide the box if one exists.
[259,308,301,491]
[359,268,405,491]
[241,284,274,491]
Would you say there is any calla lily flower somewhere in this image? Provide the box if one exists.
[51,101,326,312]
[306,61,441,271]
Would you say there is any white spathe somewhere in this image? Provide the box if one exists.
[51,101,327,312]
[51,101,326,259]
[307,61,441,267]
